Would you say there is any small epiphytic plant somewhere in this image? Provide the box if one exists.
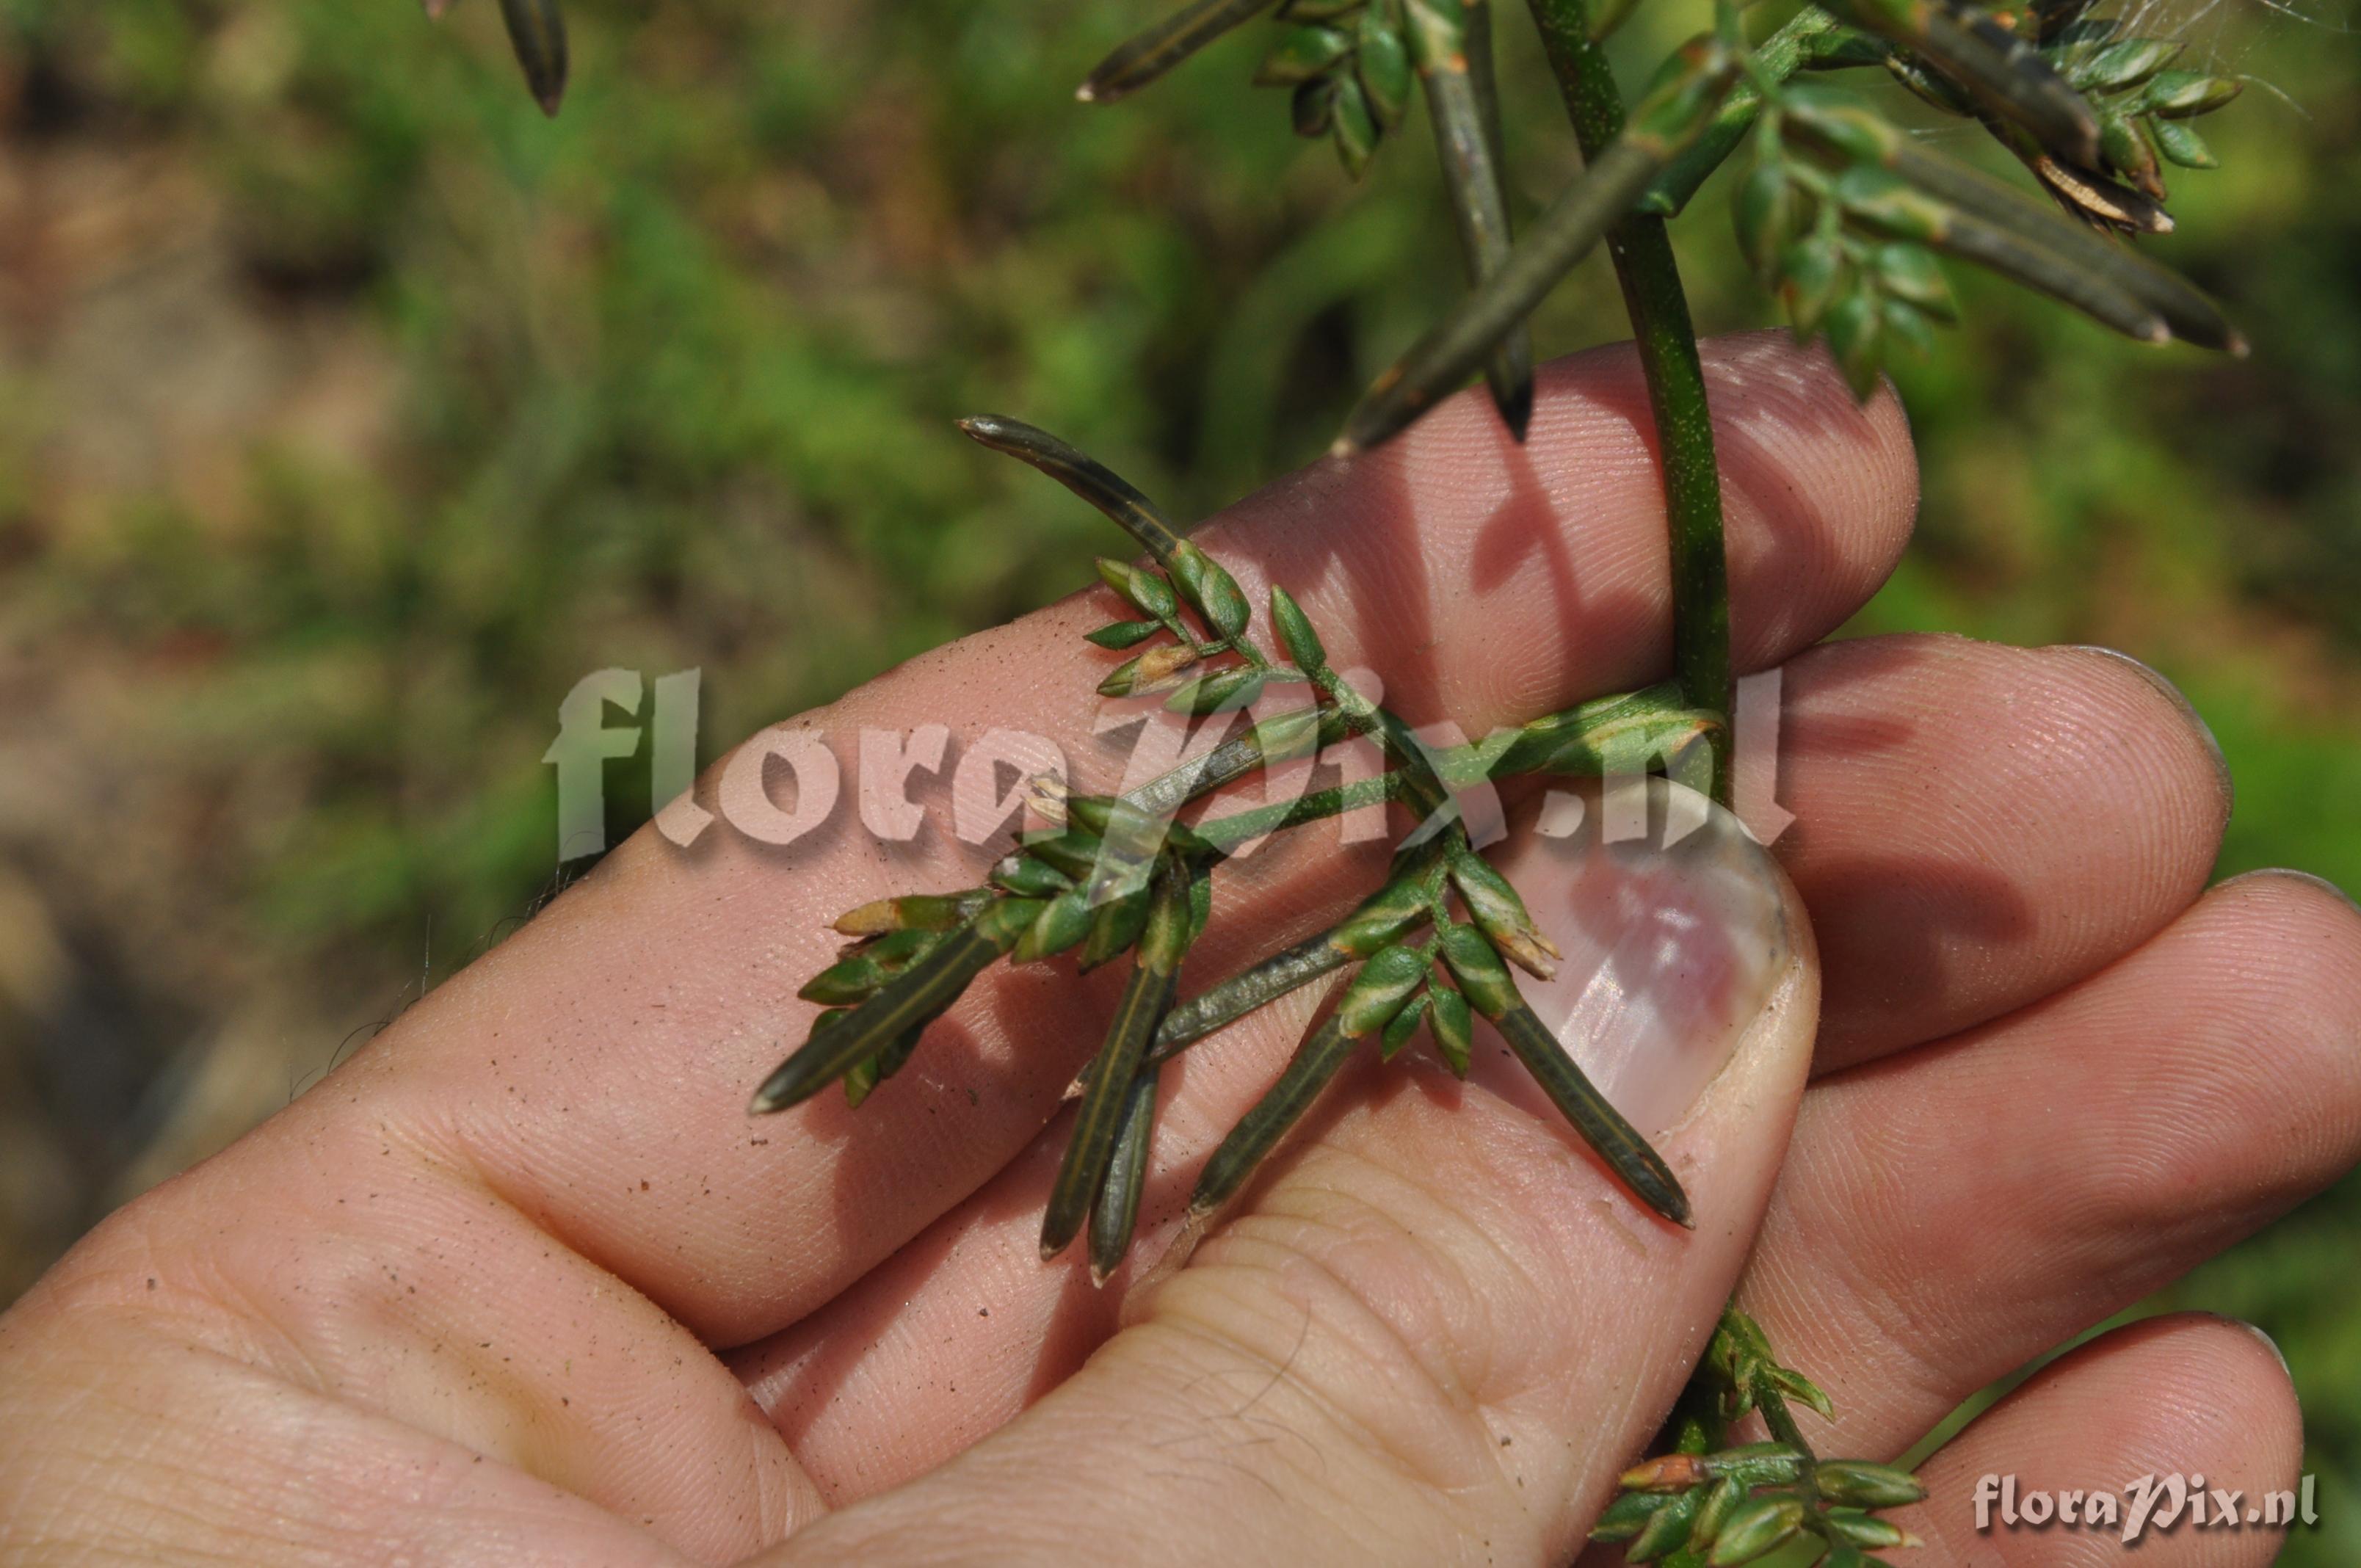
[432,0,2254,1557]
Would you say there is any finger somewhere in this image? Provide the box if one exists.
[1736,869,2361,1464]
[734,632,2227,1481]
[1901,1314,2304,1565]
[350,330,1915,1347]
[747,796,1823,1565]
[1775,638,2231,1070]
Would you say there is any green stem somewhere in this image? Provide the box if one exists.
[1526,0,1734,805]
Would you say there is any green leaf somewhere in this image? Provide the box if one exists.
[496,0,567,115]
[1081,0,1285,104]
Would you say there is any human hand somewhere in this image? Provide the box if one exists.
[2,333,2351,1567]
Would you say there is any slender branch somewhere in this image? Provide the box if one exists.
[1526,0,1734,805]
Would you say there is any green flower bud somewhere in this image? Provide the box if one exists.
[2153,117,2217,168]
[1449,850,1560,979]
[1379,988,1429,1060]
[1098,642,1202,697]
[991,852,1074,899]
[1166,664,1269,715]
[1832,167,1951,244]
[1254,23,1355,86]
[1331,71,1379,178]
[2064,36,2181,92]
[1824,1511,1915,1549]
[1268,585,1329,674]
[1778,233,1846,335]
[1011,886,1095,964]
[2143,70,2241,118]
[1356,1,1413,131]
[1871,242,1958,321]
[1292,73,1338,137]
[1815,1459,1928,1509]
[1707,1496,1805,1564]
[1428,984,1473,1076]
[1168,541,1252,642]
[1095,557,1180,621]
[1735,162,1798,276]
[1337,942,1432,1037]
[1086,619,1161,650]
[1689,1475,1748,1550]
[1589,1488,1673,1543]
[1079,885,1153,972]
[1826,288,1885,402]
[1331,874,1435,957]
[830,890,990,937]
[1437,921,1518,1017]
[1626,1486,1700,1561]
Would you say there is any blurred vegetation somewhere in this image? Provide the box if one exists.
[0,0,2354,1556]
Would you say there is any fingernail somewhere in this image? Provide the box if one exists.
[2215,866,2361,918]
[2059,646,2233,816]
[1488,777,1796,1136]
[2197,1312,2294,1383]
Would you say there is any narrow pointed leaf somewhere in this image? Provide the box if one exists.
[1080,0,1282,103]
[497,0,567,115]
[1088,1064,1162,1281]
[958,415,1187,562]
[1409,0,1531,438]
[1191,1015,1358,1211]
[751,919,1014,1113]
[1147,928,1355,1065]
[1338,46,1733,452]
[1493,1002,1691,1224]
[1042,869,1192,1257]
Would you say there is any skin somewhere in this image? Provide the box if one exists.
[1,330,2355,1567]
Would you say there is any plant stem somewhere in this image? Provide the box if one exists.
[1526,0,1734,804]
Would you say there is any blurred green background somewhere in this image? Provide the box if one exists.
[0,0,2352,1556]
